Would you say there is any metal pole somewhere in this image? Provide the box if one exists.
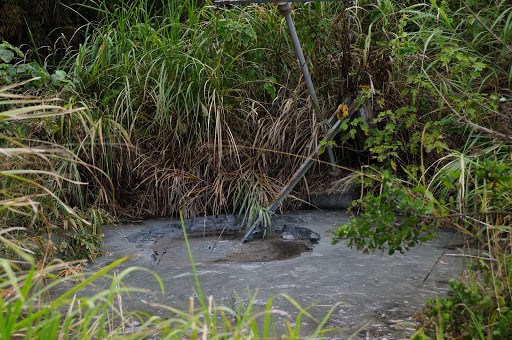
[278,2,321,115]
[241,97,361,243]
[278,2,339,175]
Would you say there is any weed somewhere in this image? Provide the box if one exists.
[0,79,106,261]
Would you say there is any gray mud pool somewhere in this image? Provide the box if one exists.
[83,210,470,339]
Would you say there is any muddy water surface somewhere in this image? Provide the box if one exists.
[84,210,469,339]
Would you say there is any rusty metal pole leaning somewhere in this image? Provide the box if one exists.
[277,2,339,175]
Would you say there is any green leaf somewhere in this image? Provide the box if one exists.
[0,49,14,63]
[50,70,67,85]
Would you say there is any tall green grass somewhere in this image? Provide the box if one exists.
[54,0,349,218]
[0,79,108,262]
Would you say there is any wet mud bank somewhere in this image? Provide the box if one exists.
[83,210,470,339]
[123,214,320,264]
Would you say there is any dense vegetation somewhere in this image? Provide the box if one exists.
[1,0,511,338]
